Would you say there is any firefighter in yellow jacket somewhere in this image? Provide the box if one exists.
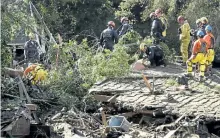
[23,63,48,85]
[177,16,191,66]
[186,31,207,81]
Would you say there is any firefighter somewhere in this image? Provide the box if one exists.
[203,25,215,75]
[100,21,119,51]
[190,19,203,41]
[201,17,209,35]
[155,8,168,37]
[24,33,40,63]
[119,17,132,37]
[23,63,48,85]
[177,16,191,66]
[150,12,165,44]
[186,31,207,81]
[139,43,165,67]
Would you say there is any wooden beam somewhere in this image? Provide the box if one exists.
[107,94,119,102]
[94,95,113,102]
[3,67,23,78]
[18,76,31,103]
[142,74,152,92]
[18,76,40,123]
[164,126,181,138]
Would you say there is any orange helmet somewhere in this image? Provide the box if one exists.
[155,8,162,15]
[149,12,156,18]
[177,16,184,23]
[108,21,115,28]
[121,17,128,23]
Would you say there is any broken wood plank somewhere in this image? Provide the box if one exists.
[139,116,145,125]
[174,113,187,124]
[136,109,154,115]
[107,94,119,102]
[3,67,23,78]
[18,76,40,123]
[142,74,152,92]
[18,76,31,104]
[2,93,21,99]
[91,89,141,95]
[94,95,113,102]
[101,110,107,127]
[18,83,24,99]
[164,126,181,138]
[119,112,137,117]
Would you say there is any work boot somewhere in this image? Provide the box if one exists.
[199,76,205,82]
[184,73,193,78]
[181,62,186,66]
[204,72,211,77]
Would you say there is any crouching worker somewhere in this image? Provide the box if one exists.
[23,63,48,85]
[203,25,215,75]
[139,43,165,67]
[186,31,207,81]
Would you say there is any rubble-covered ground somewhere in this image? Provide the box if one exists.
[89,63,220,138]
[1,63,220,138]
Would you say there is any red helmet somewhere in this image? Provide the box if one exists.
[149,12,156,18]
[107,21,115,28]
[121,17,128,23]
[177,16,184,23]
[155,8,162,15]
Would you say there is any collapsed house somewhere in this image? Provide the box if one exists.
[89,64,220,138]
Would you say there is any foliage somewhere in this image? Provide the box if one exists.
[45,38,130,92]
[165,78,178,87]
[1,47,12,68]
[32,0,115,40]
[181,0,220,54]
[2,0,220,110]
[1,0,40,67]
[115,0,220,55]
[117,30,142,56]
[44,68,86,108]
[77,42,131,86]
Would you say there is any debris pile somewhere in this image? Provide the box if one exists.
[1,66,220,138]
[47,107,102,138]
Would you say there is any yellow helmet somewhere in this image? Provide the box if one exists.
[196,19,201,24]
[28,32,35,39]
[140,43,146,51]
[201,17,208,24]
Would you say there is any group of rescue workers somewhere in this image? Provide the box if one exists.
[177,16,215,81]
[141,9,215,81]
[99,8,215,81]
[22,8,215,85]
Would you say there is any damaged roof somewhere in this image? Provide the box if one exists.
[7,29,28,46]
[90,64,220,118]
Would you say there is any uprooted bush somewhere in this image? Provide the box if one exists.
[77,40,131,86]
[43,38,131,109]
[117,30,142,56]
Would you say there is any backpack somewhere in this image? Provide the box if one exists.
[25,40,39,59]
[199,40,207,53]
